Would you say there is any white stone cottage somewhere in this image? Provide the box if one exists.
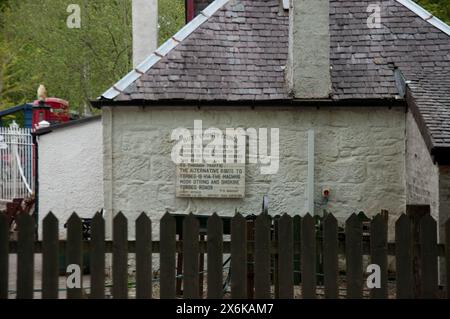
[92,0,450,242]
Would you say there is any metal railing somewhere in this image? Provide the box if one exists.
[0,122,34,201]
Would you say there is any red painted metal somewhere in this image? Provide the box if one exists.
[31,98,70,129]
[186,0,195,22]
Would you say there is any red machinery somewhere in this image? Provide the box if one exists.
[31,98,70,129]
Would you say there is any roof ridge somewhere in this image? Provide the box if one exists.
[395,0,450,36]
[100,0,230,100]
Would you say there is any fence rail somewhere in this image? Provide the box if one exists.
[0,211,449,299]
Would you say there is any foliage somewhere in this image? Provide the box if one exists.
[159,0,185,45]
[0,0,447,114]
[0,0,184,113]
[415,0,450,24]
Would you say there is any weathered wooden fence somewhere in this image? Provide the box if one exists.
[0,211,449,299]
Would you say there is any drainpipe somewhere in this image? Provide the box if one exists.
[306,129,315,215]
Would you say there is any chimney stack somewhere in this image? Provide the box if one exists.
[288,0,331,98]
[132,0,158,67]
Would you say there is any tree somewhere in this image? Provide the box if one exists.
[0,1,447,114]
[0,0,184,113]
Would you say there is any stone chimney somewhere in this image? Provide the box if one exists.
[132,0,158,67]
[288,0,331,98]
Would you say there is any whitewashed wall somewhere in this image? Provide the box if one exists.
[38,118,103,238]
[102,106,407,239]
[405,110,439,220]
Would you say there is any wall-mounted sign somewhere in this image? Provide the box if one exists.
[176,163,245,198]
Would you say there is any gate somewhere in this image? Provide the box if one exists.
[0,121,34,201]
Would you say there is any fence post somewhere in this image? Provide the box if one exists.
[323,214,338,299]
[231,214,247,299]
[0,213,9,299]
[207,213,223,299]
[16,213,34,299]
[406,204,430,298]
[254,214,271,299]
[395,214,414,299]
[301,214,316,299]
[136,213,152,299]
[183,213,199,299]
[42,212,59,299]
[160,213,176,299]
[345,213,363,299]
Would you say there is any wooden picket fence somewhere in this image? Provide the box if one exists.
[0,211,449,299]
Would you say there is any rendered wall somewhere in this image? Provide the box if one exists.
[102,105,407,239]
[38,119,103,238]
[405,110,439,220]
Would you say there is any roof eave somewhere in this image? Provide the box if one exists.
[404,86,450,166]
[91,97,406,109]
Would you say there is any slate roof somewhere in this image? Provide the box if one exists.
[112,0,290,101]
[98,0,450,153]
[330,0,450,100]
[329,1,450,155]
[406,71,450,152]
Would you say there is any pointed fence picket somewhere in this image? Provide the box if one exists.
[160,213,176,299]
[395,214,414,299]
[207,213,223,299]
[113,212,128,299]
[301,214,316,299]
[16,213,34,299]
[254,215,271,299]
[136,213,152,299]
[231,214,247,299]
[66,213,83,299]
[277,214,293,299]
[183,214,199,299]
[323,214,338,299]
[90,212,105,299]
[370,214,388,299]
[42,213,58,299]
[419,215,438,298]
[1,209,449,299]
[345,214,363,299]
